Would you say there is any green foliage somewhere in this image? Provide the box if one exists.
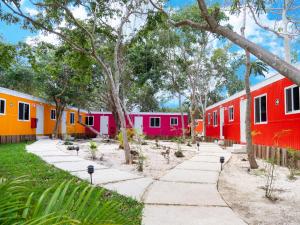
[0,39,16,70]
[89,141,98,160]
[118,129,135,149]
[250,60,269,77]
[0,143,143,224]
[287,148,299,180]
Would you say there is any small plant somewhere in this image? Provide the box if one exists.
[264,158,277,201]
[287,148,298,180]
[118,128,135,149]
[137,154,146,172]
[174,142,184,158]
[187,141,192,147]
[89,141,98,160]
[155,138,159,148]
[64,141,73,145]
[161,147,170,164]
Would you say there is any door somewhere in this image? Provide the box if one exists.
[220,107,224,139]
[134,116,143,134]
[36,105,44,135]
[100,116,109,135]
[61,111,67,134]
[240,99,247,143]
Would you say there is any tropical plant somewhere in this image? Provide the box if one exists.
[89,141,98,160]
[287,148,299,180]
[118,128,135,149]
[264,158,277,201]
[0,176,127,224]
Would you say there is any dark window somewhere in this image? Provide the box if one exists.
[286,88,292,112]
[213,111,218,126]
[18,102,30,121]
[207,113,211,125]
[85,116,94,126]
[286,86,300,113]
[150,117,160,127]
[170,117,178,126]
[229,107,234,121]
[50,109,56,120]
[255,95,267,123]
[0,99,5,114]
[70,113,75,124]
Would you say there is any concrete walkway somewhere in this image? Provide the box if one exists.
[27,140,246,225]
[142,142,247,225]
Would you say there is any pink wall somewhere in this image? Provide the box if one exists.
[87,112,189,138]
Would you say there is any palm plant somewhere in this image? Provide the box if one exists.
[0,176,127,225]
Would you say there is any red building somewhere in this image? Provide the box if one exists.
[206,73,300,150]
[85,112,189,138]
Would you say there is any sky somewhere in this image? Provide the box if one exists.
[0,0,299,108]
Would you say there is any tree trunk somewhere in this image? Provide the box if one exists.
[52,102,65,139]
[178,93,186,140]
[283,0,291,63]
[241,4,259,169]
[190,95,196,144]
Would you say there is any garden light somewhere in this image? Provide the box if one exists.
[220,156,225,171]
[87,165,94,184]
[75,146,79,155]
[197,142,200,151]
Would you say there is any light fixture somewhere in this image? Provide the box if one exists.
[197,142,200,151]
[220,156,225,171]
[87,165,94,184]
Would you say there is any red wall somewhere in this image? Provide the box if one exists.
[88,112,189,138]
[206,77,300,150]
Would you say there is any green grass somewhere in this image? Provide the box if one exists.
[0,142,143,224]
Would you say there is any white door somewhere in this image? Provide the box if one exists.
[36,105,44,135]
[61,111,67,134]
[240,99,247,143]
[134,116,143,134]
[220,107,224,139]
[100,116,109,135]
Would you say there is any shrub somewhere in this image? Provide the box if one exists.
[118,128,135,149]
[89,141,98,160]
[287,148,298,180]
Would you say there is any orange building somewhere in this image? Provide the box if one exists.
[0,87,87,144]
[195,119,203,136]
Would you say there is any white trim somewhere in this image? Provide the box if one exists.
[206,74,285,110]
[228,105,234,122]
[149,117,161,128]
[18,101,30,121]
[0,98,6,115]
[170,117,178,126]
[133,112,188,116]
[50,109,56,120]
[90,111,113,114]
[254,94,268,125]
[284,84,300,115]
[213,111,218,127]
[70,112,75,125]
[85,116,94,126]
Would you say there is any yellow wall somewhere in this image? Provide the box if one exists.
[0,92,86,136]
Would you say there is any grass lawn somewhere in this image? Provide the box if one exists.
[0,142,143,224]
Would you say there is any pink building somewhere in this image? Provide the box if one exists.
[85,112,189,138]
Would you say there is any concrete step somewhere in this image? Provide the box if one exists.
[231,144,247,153]
[36,136,50,140]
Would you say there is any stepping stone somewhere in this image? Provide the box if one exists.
[144,181,226,206]
[72,169,142,184]
[142,205,247,225]
[104,177,153,201]
[53,160,107,172]
[190,155,221,163]
[176,161,221,171]
[30,151,68,156]
[42,156,84,163]
[160,169,219,184]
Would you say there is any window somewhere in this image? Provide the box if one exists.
[70,112,75,124]
[213,111,218,127]
[0,99,5,115]
[170,117,178,126]
[207,113,211,125]
[18,102,30,121]
[50,109,56,120]
[228,106,234,121]
[254,95,267,124]
[285,85,300,114]
[85,116,94,126]
[150,117,160,128]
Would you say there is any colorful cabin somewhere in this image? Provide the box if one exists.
[0,87,88,143]
[194,119,203,136]
[205,73,300,150]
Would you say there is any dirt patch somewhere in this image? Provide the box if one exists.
[219,154,300,225]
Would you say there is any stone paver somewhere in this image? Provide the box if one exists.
[144,181,226,206]
[143,205,247,225]
[53,160,107,172]
[176,160,221,171]
[42,155,84,163]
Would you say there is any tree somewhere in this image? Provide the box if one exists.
[150,0,300,85]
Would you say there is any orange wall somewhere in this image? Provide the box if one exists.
[0,92,86,136]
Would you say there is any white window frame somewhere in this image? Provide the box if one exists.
[50,109,56,120]
[0,98,6,115]
[18,101,30,121]
[150,117,161,128]
[170,117,178,126]
[228,106,234,122]
[213,111,218,127]
[254,94,268,125]
[85,116,94,126]
[284,84,300,115]
[70,112,75,125]
[207,113,211,125]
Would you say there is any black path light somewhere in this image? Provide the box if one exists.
[197,142,200,151]
[220,156,225,171]
[87,165,94,184]
[75,146,80,156]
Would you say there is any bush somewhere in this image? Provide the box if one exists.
[118,128,135,149]
[89,141,98,160]
[287,148,299,180]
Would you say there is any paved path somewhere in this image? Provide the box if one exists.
[27,140,246,225]
[142,142,247,225]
